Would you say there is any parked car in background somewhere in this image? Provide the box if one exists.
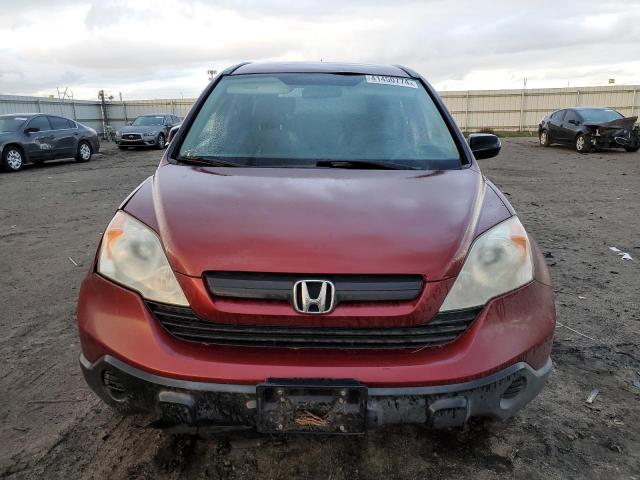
[538,107,639,153]
[0,113,99,172]
[115,114,181,150]
[164,122,182,148]
[78,62,555,434]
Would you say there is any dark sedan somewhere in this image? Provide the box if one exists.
[538,107,639,153]
[115,114,181,149]
[0,113,100,172]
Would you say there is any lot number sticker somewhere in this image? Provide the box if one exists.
[366,75,418,88]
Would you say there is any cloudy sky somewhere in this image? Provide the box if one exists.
[1,0,639,100]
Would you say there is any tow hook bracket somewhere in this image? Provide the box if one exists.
[428,397,469,428]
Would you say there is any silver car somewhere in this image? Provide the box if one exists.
[115,114,181,149]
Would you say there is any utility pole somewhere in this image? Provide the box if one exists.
[98,90,108,140]
[519,78,527,133]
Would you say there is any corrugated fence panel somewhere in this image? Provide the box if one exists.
[2,85,639,135]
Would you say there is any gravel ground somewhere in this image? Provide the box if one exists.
[0,138,638,479]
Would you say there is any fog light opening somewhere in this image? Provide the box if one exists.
[501,376,527,400]
[102,370,126,401]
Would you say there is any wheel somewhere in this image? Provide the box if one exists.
[118,145,128,150]
[575,133,591,154]
[625,145,640,153]
[539,130,550,147]
[76,141,92,162]
[2,146,24,172]
[156,133,166,150]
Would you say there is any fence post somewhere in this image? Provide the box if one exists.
[576,89,580,106]
[71,100,78,120]
[36,99,42,112]
[465,91,470,132]
[519,89,525,132]
[632,88,636,117]
[123,101,128,123]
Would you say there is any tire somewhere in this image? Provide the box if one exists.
[575,133,591,154]
[539,130,550,147]
[625,145,640,153]
[156,133,166,150]
[76,141,92,162]
[118,145,128,150]
[2,146,24,172]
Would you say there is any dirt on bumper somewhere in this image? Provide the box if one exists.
[80,354,552,433]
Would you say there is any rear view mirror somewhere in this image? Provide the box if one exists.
[468,133,501,160]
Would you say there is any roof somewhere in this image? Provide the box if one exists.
[231,62,414,78]
[0,113,39,118]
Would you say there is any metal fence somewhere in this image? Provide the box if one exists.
[1,84,638,137]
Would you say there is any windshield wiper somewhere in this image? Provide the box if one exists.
[315,159,420,170]
[175,155,241,167]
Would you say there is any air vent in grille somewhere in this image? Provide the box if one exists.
[205,272,424,303]
[148,301,480,350]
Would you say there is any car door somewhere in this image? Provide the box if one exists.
[560,110,581,143]
[48,116,77,158]
[23,116,55,160]
[547,110,565,143]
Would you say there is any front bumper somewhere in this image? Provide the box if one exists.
[80,353,552,430]
[116,137,157,146]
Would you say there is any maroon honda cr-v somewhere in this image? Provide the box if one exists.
[77,62,555,434]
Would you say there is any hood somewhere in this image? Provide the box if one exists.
[0,131,18,143]
[119,125,163,134]
[125,164,504,280]
[584,115,638,130]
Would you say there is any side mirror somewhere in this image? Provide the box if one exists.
[468,133,501,160]
[127,121,132,126]
[24,127,39,134]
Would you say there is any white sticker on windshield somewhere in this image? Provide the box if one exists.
[365,75,418,88]
[14,117,27,121]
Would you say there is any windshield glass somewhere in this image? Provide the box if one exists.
[178,73,461,169]
[0,116,28,133]
[578,109,623,123]
[132,115,164,126]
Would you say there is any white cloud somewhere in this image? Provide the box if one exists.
[0,0,638,99]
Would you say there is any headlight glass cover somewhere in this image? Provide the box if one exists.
[97,211,189,306]
[440,216,533,311]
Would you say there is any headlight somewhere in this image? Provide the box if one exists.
[97,211,189,306]
[440,217,533,311]
[143,132,155,137]
[115,130,121,137]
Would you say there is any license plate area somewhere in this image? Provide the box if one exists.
[256,378,367,434]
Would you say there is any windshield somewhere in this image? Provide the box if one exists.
[178,73,461,169]
[578,109,623,123]
[0,116,28,133]
[132,115,164,126]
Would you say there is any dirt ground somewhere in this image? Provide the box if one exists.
[1,138,638,479]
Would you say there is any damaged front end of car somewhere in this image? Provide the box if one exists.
[586,116,640,151]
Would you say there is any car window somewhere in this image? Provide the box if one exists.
[49,116,73,129]
[132,116,165,126]
[27,116,51,131]
[578,109,623,123]
[178,73,461,169]
[564,110,579,124]
[0,116,28,132]
[551,110,565,121]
